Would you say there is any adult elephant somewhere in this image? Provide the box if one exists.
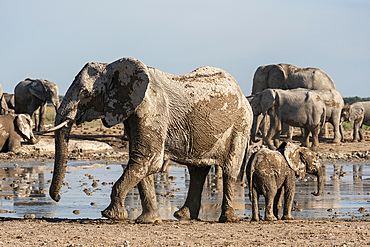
[250,89,326,151]
[14,78,60,131]
[49,57,252,223]
[251,63,340,142]
[294,88,344,143]
[341,102,370,142]
[0,113,39,152]
[252,63,336,95]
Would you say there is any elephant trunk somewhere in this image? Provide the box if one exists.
[49,124,71,202]
[312,166,323,196]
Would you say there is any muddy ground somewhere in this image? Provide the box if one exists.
[0,123,369,246]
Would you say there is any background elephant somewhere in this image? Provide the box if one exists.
[49,57,252,223]
[251,63,337,141]
[294,88,344,143]
[341,102,370,142]
[251,89,326,151]
[0,84,11,115]
[246,142,323,221]
[0,113,39,152]
[252,63,336,95]
[14,78,60,131]
[3,93,15,111]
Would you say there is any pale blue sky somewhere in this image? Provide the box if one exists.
[1,0,369,97]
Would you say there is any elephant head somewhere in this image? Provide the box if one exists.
[27,79,60,110]
[50,57,150,202]
[15,114,39,144]
[280,142,323,196]
[250,89,277,142]
[341,103,363,123]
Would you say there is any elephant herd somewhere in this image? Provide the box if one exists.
[0,58,365,223]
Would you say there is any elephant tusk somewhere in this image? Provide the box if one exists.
[34,120,70,134]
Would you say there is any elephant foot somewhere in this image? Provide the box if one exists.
[265,215,277,221]
[332,138,341,143]
[282,215,294,220]
[136,211,162,224]
[174,207,192,221]
[351,139,358,143]
[101,203,128,220]
[251,215,260,222]
[360,139,365,142]
[310,146,318,152]
[219,207,238,223]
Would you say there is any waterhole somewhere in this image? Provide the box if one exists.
[0,161,368,220]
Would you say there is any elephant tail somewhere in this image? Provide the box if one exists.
[320,105,327,132]
[246,151,258,200]
[237,139,250,183]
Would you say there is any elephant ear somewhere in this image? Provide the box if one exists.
[282,142,306,177]
[29,80,46,102]
[349,105,364,122]
[260,89,276,114]
[103,58,150,127]
[267,64,287,89]
[16,114,33,140]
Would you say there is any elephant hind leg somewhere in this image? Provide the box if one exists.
[174,165,211,221]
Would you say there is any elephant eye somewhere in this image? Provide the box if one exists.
[80,88,92,98]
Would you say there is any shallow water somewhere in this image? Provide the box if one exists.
[0,161,369,220]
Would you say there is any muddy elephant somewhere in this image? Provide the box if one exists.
[341,102,370,142]
[252,63,336,95]
[251,88,326,151]
[246,142,323,221]
[49,57,252,223]
[0,113,39,152]
[15,78,60,131]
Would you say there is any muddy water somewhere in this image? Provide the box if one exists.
[0,161,368,220]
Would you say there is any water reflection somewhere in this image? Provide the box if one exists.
[0,161,368,220]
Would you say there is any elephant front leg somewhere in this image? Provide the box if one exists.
[352,119,362,142]
[135,174,162,224]
[174,166,211,221]
[102,160,150,220]
[282,182,295,220]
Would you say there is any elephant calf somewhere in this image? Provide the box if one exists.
[341,102,370,142]
[246,142,323,221]
[0,114,39,152]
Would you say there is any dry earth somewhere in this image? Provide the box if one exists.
[0,123,369,246]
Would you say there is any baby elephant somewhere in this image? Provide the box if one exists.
[0,113,39,152]
[246,142,323,221]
